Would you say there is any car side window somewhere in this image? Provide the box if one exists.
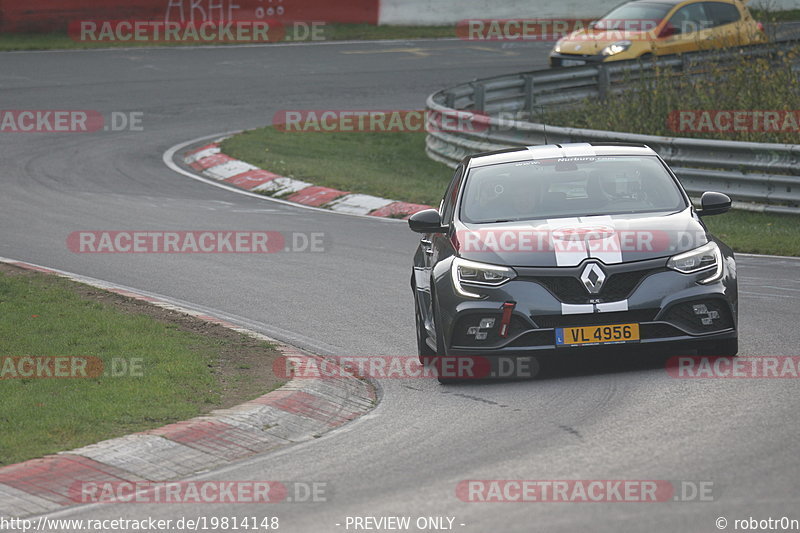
[667,2,711,34]
[704,2,741,27]
[440,165,464,226]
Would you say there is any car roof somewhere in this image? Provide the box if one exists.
[465,143,659,168]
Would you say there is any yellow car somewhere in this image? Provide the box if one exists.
[550,0,767,67]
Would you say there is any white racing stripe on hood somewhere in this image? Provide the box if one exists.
[579,215,623,265]
[548,217,588,267]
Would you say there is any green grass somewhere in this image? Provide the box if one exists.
[704,210,800,256]
[751,8,800,22]
[545,44,800,145]
[0,270,278,465]
[221,127,800,256]
[0,24,455,52]
[221,127,452,206]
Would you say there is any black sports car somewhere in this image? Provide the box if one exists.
[409,143,737,381]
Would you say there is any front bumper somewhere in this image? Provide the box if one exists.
[436,258,737,357]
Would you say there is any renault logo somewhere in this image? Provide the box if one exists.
[580,262,606,294]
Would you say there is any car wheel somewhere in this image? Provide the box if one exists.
[699,338,738,357]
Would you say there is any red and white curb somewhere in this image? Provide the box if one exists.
[184,141,432,219]
[0,258,376,519]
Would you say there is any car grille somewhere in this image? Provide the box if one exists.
[661,299,734,334]
[552,54,596,61]
[533,268,666,304]
[533,309,659,329]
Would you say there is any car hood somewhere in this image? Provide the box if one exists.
[557,30,650,54]
[455,208,708,268]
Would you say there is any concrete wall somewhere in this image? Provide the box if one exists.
[1,0,796,33]
[378,0,800,25]
[379,0,610,25]
[0,0,379,33]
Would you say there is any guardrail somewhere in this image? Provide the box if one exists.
[425,41,800,214]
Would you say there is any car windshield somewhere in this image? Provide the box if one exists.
[460,155,687,224]
[594,1,673,29]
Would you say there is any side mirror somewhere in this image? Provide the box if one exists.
[697,191,731,217]
[408,209,446,233]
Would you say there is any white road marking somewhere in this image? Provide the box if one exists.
[185,146,220,163]
[327,194,394,215]
[203,160,258,180]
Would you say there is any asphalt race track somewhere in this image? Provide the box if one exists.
[2,39,799,532]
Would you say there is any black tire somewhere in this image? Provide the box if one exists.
[429,291,460,385]
[433,314,463,385]
[699,338,739,357]
[414,288,436,361]
[416,286,462,385]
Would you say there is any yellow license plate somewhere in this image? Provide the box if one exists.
[556,323,640,346]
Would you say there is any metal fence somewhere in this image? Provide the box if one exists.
[425,41,800,214]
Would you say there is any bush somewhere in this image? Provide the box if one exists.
[547,46,800,145]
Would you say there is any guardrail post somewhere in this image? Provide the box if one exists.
[523,74,536,117]
[597,65,610,100]
[472,83,486,113]
[681,54,691,73]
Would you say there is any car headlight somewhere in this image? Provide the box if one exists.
[667,241,723,284]
[601,40,632,56]
[452,257,517,298]
[553,43,562,53]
